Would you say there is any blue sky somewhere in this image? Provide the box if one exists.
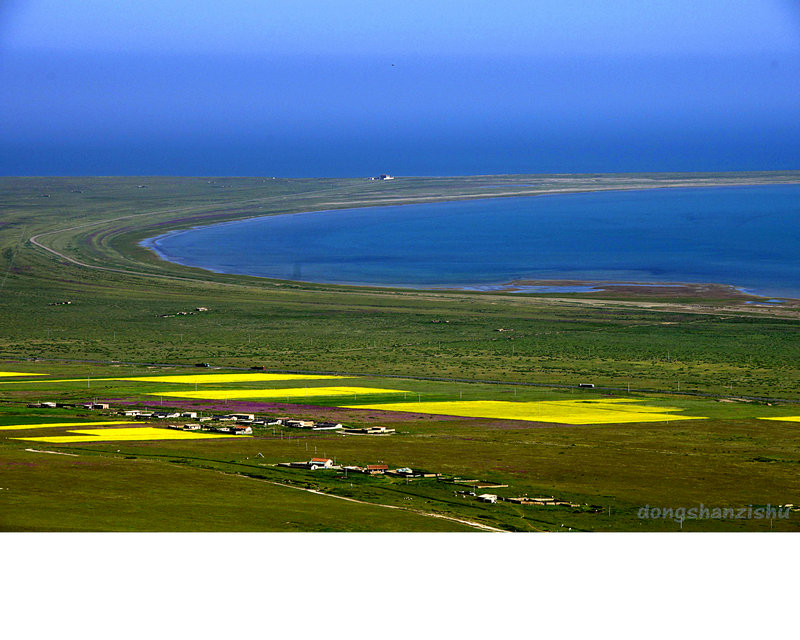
[1,1,799,175]
[3,1,799,56]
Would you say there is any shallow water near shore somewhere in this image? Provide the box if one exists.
[143,185,800,298]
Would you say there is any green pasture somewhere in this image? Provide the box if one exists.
[0,446,472,532]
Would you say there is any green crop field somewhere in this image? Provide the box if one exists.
[2,173,800,531]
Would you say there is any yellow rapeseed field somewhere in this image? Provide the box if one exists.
[0,373,351,385]
[0,378,95,384]
[340,399,706,425]
[151,386,407,401]
[117,373,352,384]
[758,416,800,423]
[14,427,240,443]
[0,371,46,377]
[0,421,133,431]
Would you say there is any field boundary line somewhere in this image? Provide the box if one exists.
[24,448,79,456]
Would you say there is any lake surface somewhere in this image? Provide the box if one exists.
[143,185,800,297]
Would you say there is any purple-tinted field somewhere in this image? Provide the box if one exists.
[100,397,467,423]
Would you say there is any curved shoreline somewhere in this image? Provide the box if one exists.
[138,183,800,301]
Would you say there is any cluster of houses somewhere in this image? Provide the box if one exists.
[273,418,395,434]
[167,422,252,435]
[25,399,594,511]
[280,458,589,510]
[25,400,397,437]
[454,490,581,508]
[280,458,438,476]
[121,409,264,435]
[28,401,109,410]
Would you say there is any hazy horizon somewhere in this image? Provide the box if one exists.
[1,2,799,176]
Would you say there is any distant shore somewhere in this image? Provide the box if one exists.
[138,177,800,302]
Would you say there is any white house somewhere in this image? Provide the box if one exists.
[285,419,315,428]
[83,402,110,410]
[231,425,253,435]
[312,421,343,431]
[309,458,333,470]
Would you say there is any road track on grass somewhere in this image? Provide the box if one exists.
[27,185,360,287]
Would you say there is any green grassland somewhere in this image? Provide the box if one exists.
[2,173,800,531]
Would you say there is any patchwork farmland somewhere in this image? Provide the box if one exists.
[2,361,799,532]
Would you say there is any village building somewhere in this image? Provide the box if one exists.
[312,421,343,430]
[309,458,333,470]
[365,464,389,475]
[82,402,110,410]
[342,426,395,435]
[285,419,315,428]
[230,425,253,435]
[155,411,181,419]
[228,413,254,421]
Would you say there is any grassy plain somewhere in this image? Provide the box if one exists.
[1,173,800,531]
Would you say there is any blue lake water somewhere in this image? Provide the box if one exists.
[143,185,800,298]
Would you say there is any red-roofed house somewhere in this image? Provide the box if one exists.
[366,464,389,474]
[231,425,253,435]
